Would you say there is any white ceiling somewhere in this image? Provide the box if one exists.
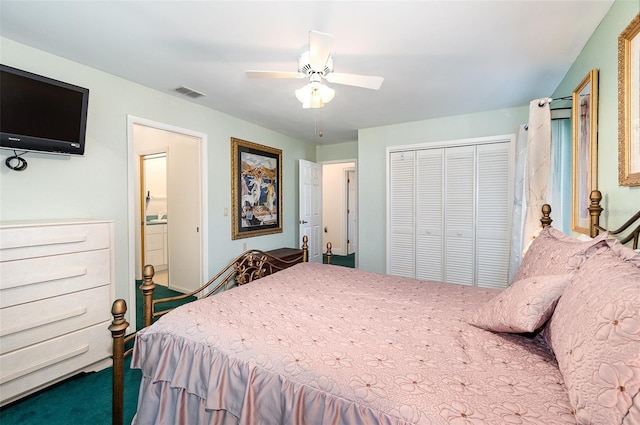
[0,1,613,144]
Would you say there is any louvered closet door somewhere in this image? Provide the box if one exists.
[476,143,510,288]
[415,149,444,281]
[444,146,475,286]
[388,151,415,278]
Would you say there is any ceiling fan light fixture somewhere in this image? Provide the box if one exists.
[295,81,335,109]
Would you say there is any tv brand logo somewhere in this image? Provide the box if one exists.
[8,137,21,141]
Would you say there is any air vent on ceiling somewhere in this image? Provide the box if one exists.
[174,86,206,99]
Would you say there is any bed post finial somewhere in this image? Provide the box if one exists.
[541,204,552,228]
[302,235,309,262]
[109,299,128,425]
[589,190,603,238]
[141,265,156,328]
[325,242,332,264]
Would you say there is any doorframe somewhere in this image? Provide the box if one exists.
[127,115,209,331]
[345,167,357,257]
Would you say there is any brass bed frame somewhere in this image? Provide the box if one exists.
[109,190,639,425]
[109,235,334,424]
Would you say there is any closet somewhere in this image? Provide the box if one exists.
[387,135,512,288]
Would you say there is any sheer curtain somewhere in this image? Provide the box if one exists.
[507,125,528,284]
[508,99,552,283]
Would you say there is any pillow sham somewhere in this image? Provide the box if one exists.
[468,274,571,333]
[513,226,608,283]
[546,239,640,424]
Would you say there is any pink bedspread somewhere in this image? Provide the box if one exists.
[132,263,575,424]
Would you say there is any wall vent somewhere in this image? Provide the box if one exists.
[174,86,206,99]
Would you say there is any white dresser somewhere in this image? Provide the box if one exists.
[0,220,115,406]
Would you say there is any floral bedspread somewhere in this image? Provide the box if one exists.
[132,263,575,425]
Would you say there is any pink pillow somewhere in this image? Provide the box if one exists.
[546,239,640,424]
[513,226,608,283]
[468,274,570,333]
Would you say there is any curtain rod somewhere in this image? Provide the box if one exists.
[538,95,571,107]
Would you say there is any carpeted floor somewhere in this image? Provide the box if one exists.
[0,284,191,425]
[324,252,355,268]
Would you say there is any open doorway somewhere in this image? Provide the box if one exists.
[321,161,357,267]
[127,116,208,329]
[141,153,169,285]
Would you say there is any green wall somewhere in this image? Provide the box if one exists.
[316,141,357,162]
[552,0,639,228]
[0,38,315,309]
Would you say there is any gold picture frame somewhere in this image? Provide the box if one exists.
[618,13,640,186]
[572,69,599,234]
[231,137,282,240]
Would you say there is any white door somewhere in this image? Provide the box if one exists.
[476,142,511,288]
[388,150,415,278]
[444,145,475,286]
[346,170,357,255]
[415,149,444,281]
[167,136,202,292]
[299,159,323,263]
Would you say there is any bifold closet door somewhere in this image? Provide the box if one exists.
[388,140,511,288]
[476,143,510,288]
[388,151,415,278]
[443,146,475,286]
[415,149,444,282]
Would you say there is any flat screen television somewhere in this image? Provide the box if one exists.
[0,64,89,156]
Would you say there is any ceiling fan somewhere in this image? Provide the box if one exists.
[245,30,384,109]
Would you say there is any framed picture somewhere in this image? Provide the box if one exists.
[231,137,282,240]
[618,13,640,186]
[572,69,599,234]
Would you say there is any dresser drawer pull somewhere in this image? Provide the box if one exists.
[2,267,88,290]
[1,235,88,250]
[0,344,89,384]
[0,307,88,337]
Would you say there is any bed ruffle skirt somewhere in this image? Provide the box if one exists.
[131,333,409,425]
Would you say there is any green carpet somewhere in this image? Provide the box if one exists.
[0,356,141,425]
[0,284,192,425]
[324,252,355,268]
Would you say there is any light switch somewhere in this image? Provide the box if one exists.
[223,207,228,216]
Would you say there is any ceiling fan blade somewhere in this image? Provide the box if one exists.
[325,73,384,90]
[309,30,334,72]
[245,70,304,79]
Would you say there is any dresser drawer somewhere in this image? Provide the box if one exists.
[0,322,111,405]
[0,221,111,262]
[0,285,112,355]
[0,249,111,308]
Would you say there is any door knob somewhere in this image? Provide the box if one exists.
[299,220,308,224]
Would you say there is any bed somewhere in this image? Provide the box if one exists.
[111,190,640,425]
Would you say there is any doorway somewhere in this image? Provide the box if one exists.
[127,116,208,329]
[321,161,357,266]
[141,153,169,285]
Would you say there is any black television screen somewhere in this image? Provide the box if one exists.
[0,64,89,155]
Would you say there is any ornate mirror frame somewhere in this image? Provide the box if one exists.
[618,13,640,186]
[572,69,599,234]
